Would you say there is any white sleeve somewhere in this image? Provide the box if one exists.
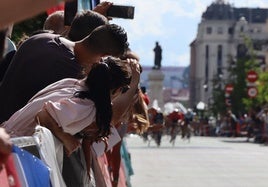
[44,97,96,135]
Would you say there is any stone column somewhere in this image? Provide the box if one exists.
[147,70,165,110]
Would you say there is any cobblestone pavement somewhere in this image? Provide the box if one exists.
[125,135,268,187]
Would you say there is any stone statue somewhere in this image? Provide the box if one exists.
[153,41,162,69]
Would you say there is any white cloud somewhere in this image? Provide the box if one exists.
[163,51,190,67]
[177,53,190,67]
[104,0,268,67]
[109,0,212,38]
[134,45,154,65]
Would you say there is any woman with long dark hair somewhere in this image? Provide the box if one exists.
[3,56,133,146]
[2,56,141,186]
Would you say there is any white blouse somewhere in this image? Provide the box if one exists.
[2,78,96,137]
[44,97,95,135]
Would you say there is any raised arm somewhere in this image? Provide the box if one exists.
[111,58,140,125]
[93,1,113,20]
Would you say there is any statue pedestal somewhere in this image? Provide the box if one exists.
[148,70,165,111]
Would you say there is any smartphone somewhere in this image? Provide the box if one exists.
[107,5,135,19]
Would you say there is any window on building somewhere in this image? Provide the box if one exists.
[217,27,223,34]
[237,44,247,58]
[240,26,244,32]
[228,27,233,34]
[206,45,209,59]
[217,45,222,61]
[253,27,261,33]
[253,41,262,51]
[217,45,222,75]
[253,28,258,33]
[205,45,209,88]
[206,27,212,34]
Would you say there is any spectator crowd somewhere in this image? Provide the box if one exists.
[1,1,268,187]
[0,1,151,187]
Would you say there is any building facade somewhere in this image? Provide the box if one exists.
[189,0,268,108]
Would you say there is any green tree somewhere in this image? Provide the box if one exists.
[230,57,249,115]
[241,37,262,111]
[255,72,268,104]
[11,13,47,44]
[209,76,226,116]
[210,36,262,116]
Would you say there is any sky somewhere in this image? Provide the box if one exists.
[101,0,268,67]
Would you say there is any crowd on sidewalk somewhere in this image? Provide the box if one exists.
[189,108,268,145]
[139,105,268,147]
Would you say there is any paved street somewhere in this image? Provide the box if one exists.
[125,135,268,187]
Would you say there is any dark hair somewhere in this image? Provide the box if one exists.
[43,10,65,35]
[0,29,7,61]
[84,24,129,57]
[74,57,131,138]
[107,24,129,56]
[141,86,146,93]
[68,10,108,41]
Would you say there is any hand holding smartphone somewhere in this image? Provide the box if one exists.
[107,5,135,19]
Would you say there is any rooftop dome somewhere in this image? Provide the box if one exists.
[202,0,268,23]
[202,0,234,20]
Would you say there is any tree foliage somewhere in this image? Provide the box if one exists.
[256,71,268,104]
[210,36,263,116]
[11,13,47,44]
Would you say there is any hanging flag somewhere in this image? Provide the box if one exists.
[47,2,65,15]
[12,145,51,187]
